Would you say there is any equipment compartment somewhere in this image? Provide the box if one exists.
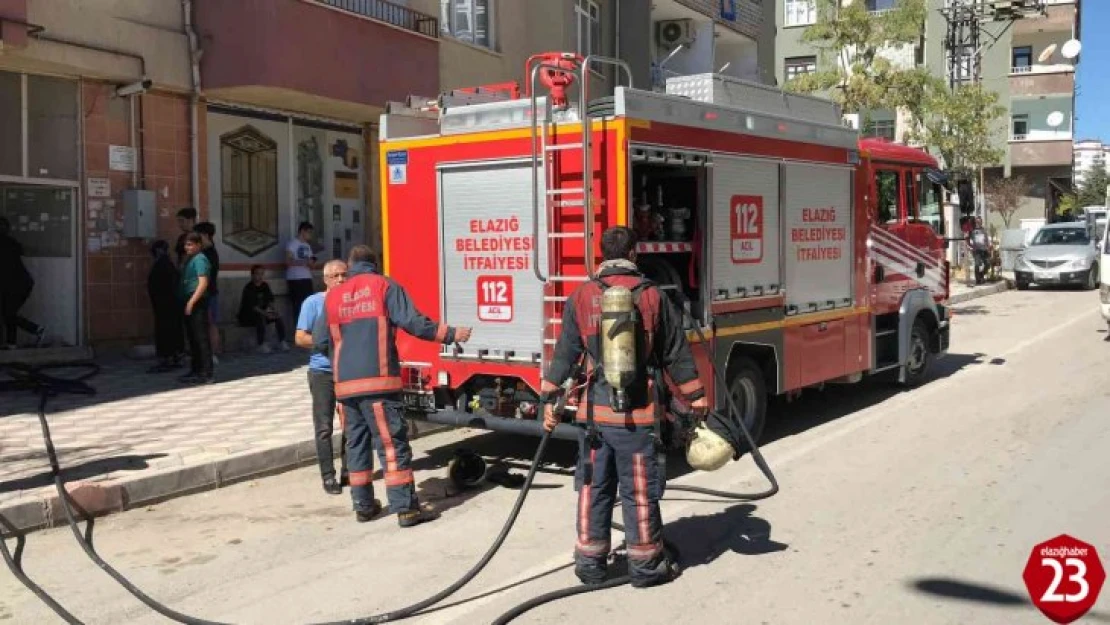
[629,151,708,326]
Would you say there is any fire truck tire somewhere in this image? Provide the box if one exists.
[901,316,932,388]
[726,356,767,450]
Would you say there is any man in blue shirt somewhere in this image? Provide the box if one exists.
[295,259,349,495]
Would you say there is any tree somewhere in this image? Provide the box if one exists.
[784,0,932,127]
[903,83,1006,178]
[985,175,1029,229]
[1077,166,1110,208]
[1055,193,1079,219]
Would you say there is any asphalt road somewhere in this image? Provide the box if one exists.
[3,288,1109,625]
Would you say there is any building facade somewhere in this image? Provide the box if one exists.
[0,0,439,353]
[771,0,1082,228]
[410,0,768,100]
[1074,138,1108,185]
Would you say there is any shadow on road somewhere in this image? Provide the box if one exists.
[666,503,788,568]
[908,577,1110,623]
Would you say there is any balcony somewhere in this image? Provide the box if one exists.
[1009,66,1075,97]
[1013,3,1077,35]
[194,0,439,123]
[1010,138,1073,167]
[673,0,760,40]
[1008,95,1073,167]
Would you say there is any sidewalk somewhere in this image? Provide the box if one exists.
[0,350,447,535]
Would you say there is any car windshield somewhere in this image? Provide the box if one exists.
[1031,227,1090,246]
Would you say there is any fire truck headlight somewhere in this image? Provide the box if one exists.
[437,371,450,387]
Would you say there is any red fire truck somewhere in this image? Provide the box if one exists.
[379,52,951,444]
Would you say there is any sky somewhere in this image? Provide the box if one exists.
[1075,0,1108,142]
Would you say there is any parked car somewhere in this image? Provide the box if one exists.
[1013,222,1100,290]
[1099,220,1110,329]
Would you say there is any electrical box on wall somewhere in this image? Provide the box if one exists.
[121,189,156,238]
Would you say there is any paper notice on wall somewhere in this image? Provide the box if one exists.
[109,145,136,172]
[87,237,101,254]
[87,177,111,198]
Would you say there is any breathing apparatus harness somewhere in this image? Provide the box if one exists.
[2,276,778,625]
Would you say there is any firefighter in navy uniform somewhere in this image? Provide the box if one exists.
[315,245,472,526]
[541,226,708,587]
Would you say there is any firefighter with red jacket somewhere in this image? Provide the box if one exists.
[315,245,472,526]
[541,226,707,588]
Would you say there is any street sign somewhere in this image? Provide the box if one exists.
[1022,534,1105,624]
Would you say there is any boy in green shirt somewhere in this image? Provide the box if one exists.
[180,232,213,384]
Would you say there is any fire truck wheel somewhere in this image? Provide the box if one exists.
[902,317,932,388]
[726,356,767,450]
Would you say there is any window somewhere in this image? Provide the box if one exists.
[866,0,896,11]
[784,56,816,82]
[874,170,901,224]
[904,171,917,219]
[1012,46,1032,71]
[917,174,945,235]
[1011,114,1029,139]
[864,119,896,142]
[220,125,279,257]
[575,0,601,62]
[440,0,494,49]
[0,71,78,180]
[785,0,815,27]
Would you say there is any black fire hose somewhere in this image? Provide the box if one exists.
[489,302,781,625]
[0,361,557,625]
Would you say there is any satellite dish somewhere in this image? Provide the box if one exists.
[1061,39,1082,59]
[1038,44,1057,63]
[1047,111,1065,128]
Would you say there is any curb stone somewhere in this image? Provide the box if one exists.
[0,422,453,536]
[948,278,1013,306]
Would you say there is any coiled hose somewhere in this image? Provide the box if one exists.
[0,361,556,625]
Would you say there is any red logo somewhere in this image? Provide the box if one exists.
[476,275,513,322]
[729,195,763,264]
[1022,534,1105,624]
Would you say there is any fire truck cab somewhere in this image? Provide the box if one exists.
[378,53,950,444]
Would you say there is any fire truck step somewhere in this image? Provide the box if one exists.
[548,232,585,239]
[546,187,584,195]
[552,200,585,208]
[543,339,558,346]
[548,276,589,282]
[544,296,568,303]
[547,318,563,324]
[545,142,584,151]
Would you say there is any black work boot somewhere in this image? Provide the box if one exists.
[629,547,682,589]
[397,506,440,528]
[322,477,342,495]
[355,500,383,523]
[573,554,609,585]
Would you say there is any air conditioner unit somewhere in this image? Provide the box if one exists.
[657,19,695,48]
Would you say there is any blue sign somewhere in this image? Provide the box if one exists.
[387,150,408,185]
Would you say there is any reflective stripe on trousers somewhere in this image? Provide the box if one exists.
[573,424,666,580]
[341,396,417,514]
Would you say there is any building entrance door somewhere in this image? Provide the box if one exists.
[0,183,79,348]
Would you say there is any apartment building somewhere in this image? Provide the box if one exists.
[773,0,1082,228]
[1074,139,1108,185]
[0,0,439,352]
[411,0,769,100]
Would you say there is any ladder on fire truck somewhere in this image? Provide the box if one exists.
[526,55,633,364]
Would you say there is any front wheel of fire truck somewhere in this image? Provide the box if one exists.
[726,356,767,452]
[902,317,932,388]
